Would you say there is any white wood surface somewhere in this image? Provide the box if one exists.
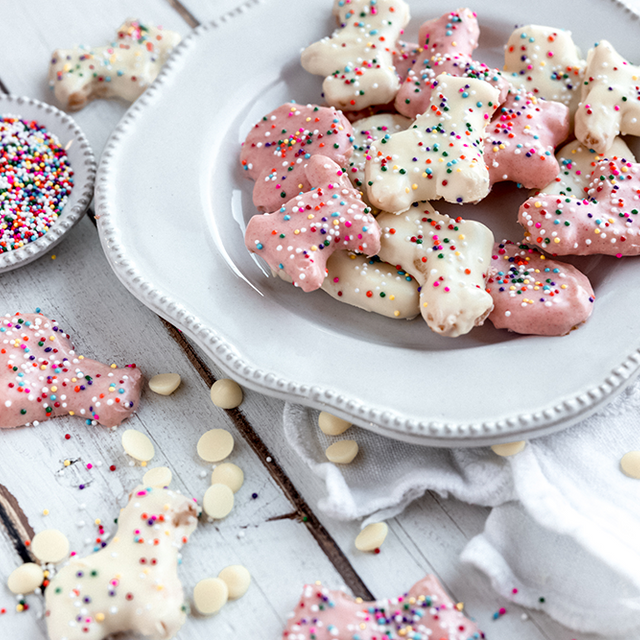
[0,1,632,639]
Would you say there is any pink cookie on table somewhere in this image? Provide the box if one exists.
[485,91,570,189]
[240,103,354,213]
[1,312,142,429]
[282,574,483,640]
[487,241,595,336]
[518,158,640,256]
[245,155,381,292]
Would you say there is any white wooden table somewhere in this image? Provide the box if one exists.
[0,1,628,639]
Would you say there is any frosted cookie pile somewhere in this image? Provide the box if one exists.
[239,1,640,338]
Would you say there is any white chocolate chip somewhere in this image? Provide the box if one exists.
[30,529,70,563]
[325,440,359,464]
[318,411,352,436]
[491,441,527,457]
[148,373,181,395]
[210,379,243,409]
[143,466,172,487]
[197,429,234,463]
[7,563,44,594]
[203,484,234,519]
[620,451,640,479]
[355,522,388,552]
[211,463,244,493]
[218,565,251,599]
[122,429,155,462]
[193,577,229,615]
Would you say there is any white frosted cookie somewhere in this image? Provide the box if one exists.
[575,40,640,154]
[377,204,494,337]
[503,25,585,115]
[322,251,419,319]
[541,137,636,198]
[301,0,411,111]
[348,114,412,203]
[365,74,500,212]
[45,486,198,640]
[49,19,181,111]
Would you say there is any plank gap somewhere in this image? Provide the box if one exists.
[165,0,200,28]
[161,318,374,600]
[0,484,35,564]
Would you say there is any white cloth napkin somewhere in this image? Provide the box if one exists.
[283,379,640,637]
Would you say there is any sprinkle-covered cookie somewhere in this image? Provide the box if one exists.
[366,74,500,212]
[241,103,354,213]
[281,574,483,640]
[503,25,585,115]
[487,240,595,335]
[301,0,411,111]
[1,312,142,429]
[519,158,640,256]
[575,40,640,155]
[377,203,494,337]
[485,90,569,188]
[245,155,381,292]
[48,19,181,111]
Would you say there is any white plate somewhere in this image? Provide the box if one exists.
[0,94,96,272]
[96,0,640,446]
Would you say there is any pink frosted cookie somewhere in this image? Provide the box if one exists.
[1,313,142,429]
[245,155,381,292]
[393,39,420,83]
[575,40,640,155]
[487,241,595,335]
[485,90,569,189]
[241,103,354,214]
[377,204,494,337]
[365,74,500,212]
[45,485,198,640]
[519,158,640,256]
[503,25,585,115]
[394,9,509,119]
[282,574,483,640]
[301,0,411,111]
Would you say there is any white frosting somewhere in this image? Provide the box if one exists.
[365,74,499,211]
[575,40,640,154]
[377,204,494,337]
[301,0,410,111]
[48,19,180,110]
[45,486,198,640]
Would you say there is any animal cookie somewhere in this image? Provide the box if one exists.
[574,40,640,155]
[487,241,595,335]
[519,158,640,256]
[540,137,635,198]
[393,39,421,83]
[321,251,419,318]
[45,486,198,640]
[485,90,570,189]
[241,103,354,213]
[1,313,142,429]
[377,204,494,337]
[348,113,412,202]
[245,155,381,292]
[300,0,411,111]
[394,9,509,119]
[281,574,483,640]
[48,19,181,111]
[365,74,500,212]
[503,25,586,115]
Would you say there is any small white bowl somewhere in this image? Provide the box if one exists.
[0,94,95,273]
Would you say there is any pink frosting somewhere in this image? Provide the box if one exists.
[519,158,640,256]
[240,102,354,213]
[282,574,483,640]
[393,40,420,83]
[487,241,595,335]
[486,91,569,189]
[1,313,142,429]
[245,155,381,292]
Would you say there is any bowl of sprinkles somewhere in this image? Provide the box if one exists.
[0,94,95,273]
